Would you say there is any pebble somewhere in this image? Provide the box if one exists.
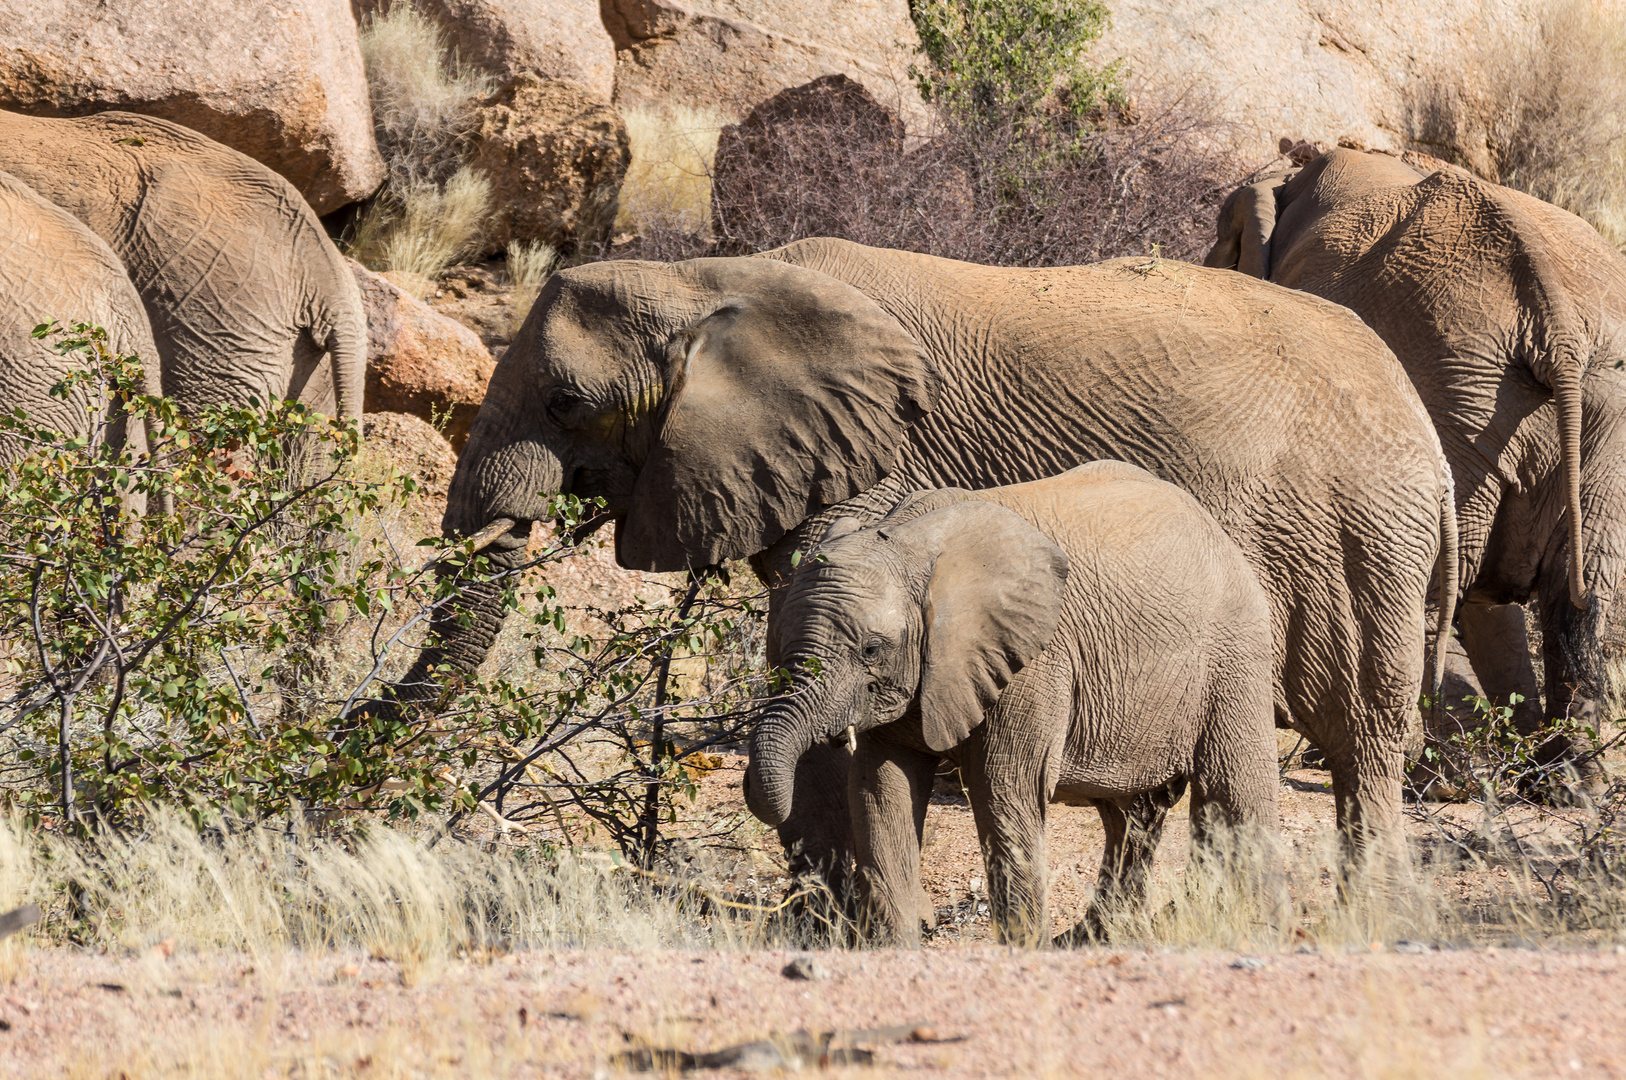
[781,956,828,981]
[1230,956,1267,971]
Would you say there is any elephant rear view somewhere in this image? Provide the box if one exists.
[745,463,1281,946]
[1206,148,1626,764]
[0,169,161,488]
[0,110,365,424]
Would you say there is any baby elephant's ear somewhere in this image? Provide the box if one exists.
[892,500,1070,752]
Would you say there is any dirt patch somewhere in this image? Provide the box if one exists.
[3,944,1620,1077]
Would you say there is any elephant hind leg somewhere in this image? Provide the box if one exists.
[1059,778,1186,946]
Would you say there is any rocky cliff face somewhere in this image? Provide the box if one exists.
[1095,0,1583,171]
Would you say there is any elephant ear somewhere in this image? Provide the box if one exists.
[1204,176,1286,278]
[618,258,936,571]
[889,499,1070,752]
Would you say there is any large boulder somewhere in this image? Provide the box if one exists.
[467,72,631,253]
[602,0,927,125]
[354,0,616,98]
[1094,0,1595,172]
[0,0,383,214]
[362,411,460,502]
[351,260,494,450]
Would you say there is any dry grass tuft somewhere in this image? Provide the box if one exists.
[350,2,496,280]
[348,166,493,284]
[614,106,726,239]
[358,1,491,192]
[504,239,559,335]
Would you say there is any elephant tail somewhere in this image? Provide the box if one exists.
[1430,470,1460,721]
[1478,180,1590,610]
[314,248,367,425]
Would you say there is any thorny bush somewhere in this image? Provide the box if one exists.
[0,326,777,870]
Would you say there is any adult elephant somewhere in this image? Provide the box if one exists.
[1205,148,1626,770]
[0,169,162,488]
[0,110,364,424]
[393,237,1454,890]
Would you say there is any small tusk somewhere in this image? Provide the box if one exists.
[846,725,857,752]
[408,517,518,575]
[465,517,519,553]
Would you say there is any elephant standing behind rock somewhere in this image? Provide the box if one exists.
[1206,149,1626,771]
[397,236,1454,886]
[0,110,365,425]
[745,463,1281,946]
[0,169,161,492]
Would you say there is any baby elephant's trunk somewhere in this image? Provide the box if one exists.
[745,703,819,827]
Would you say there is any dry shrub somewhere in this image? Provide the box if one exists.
[625,76,1240,267]
[358,1,491,191]
[348,166,493,283]
[350,2,495,279]
[615,106,726,239]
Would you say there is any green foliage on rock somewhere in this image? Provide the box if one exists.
[911,0,1127,141]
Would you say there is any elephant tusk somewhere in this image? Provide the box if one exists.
[408,517,518,575]
[846,724,857,752]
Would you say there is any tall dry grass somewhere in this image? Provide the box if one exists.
[1492,0,1626,250]
[614,106,727,239]
[1416,0,1626,249]
[0,811,808,962]
[351,2,495,281]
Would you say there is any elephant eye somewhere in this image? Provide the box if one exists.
[547,388,591,427]
[861,640,883,661]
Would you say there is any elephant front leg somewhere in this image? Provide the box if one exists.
[776,743,857,919]
[958,727,1055,949]
[849,736,937,944]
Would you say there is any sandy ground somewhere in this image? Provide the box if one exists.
[3,943,1623,1077]
[4,759,1622,1079]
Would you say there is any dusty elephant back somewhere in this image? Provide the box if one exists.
[782,241,1443,566]
[0,168,159,453]
[976,462,1275,800]
[0,109,365,419]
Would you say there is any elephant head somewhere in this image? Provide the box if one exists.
[395,253,937,692]
[743,493,1069,827]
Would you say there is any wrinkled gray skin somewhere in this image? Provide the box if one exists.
[0,169,162,505]
[405,237,1452,897]
[0,110,364,424]
[1206,149,1626,765]
[745,464,1281,946]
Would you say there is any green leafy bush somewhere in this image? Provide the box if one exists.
[0,326,771,869]
[911,0,1125,144]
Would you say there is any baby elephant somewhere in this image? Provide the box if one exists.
[744,461,1280,945]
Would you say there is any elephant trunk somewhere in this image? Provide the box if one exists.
[388,355,563,706]
[746,700,822,827]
